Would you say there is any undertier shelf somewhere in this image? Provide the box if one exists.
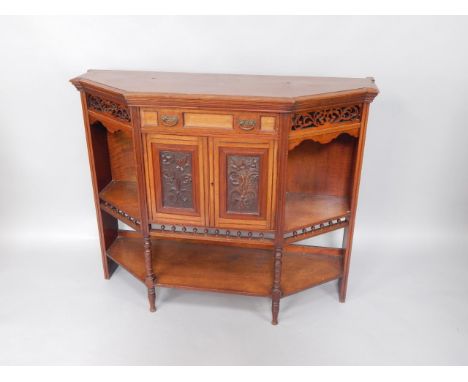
[284,193,350,232]
[107,237,343,297]
[99,180,141,228]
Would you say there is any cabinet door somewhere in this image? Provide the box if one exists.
[212,138,276,230]
[145,134,208,226]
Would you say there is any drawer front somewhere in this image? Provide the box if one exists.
[140,108,277,134]
[145,134,208,226]
[212,138,276,230]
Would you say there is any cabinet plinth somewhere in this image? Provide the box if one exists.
[71,70,378,324]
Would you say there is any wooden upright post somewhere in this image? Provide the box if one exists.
[339,102,371,302]
[130,107,157,312]
[271,113,291,325]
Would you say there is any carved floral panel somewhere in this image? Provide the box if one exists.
[292,105,361,131]
[227,155,260,214]
[159,150,194,209]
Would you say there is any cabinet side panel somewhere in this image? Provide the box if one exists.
[79,92,118,278]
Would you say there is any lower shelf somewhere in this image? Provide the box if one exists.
[107,237,343,297]
[281,250,342,296]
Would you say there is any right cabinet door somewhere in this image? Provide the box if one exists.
[212,138,276,230]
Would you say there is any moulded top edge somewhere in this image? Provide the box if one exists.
[70,70,379,108]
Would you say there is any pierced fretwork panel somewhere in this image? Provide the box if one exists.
[226,155,260,215]
[292,105,361,131]
[159,150,194,209]
[86,93,131,122]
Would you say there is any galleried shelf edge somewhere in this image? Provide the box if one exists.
[71,70,378,324]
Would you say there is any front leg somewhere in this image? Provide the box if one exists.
[144,237,156,312]
[271,247,283,325]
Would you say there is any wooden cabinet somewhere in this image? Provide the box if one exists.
[71,70,378,325]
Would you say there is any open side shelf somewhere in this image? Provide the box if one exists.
[99,180,141,229]
[107,236,343,297]
[284,132,356,245]
[284,193,350,232]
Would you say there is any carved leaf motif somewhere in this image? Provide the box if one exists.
[159,151,193,209]
[86,94,131,122]
[292,105,361,131]
[227,155,260,214]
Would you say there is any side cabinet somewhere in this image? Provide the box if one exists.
[72,70,378,325]
[212,138,276,230]
[145,134,209,226]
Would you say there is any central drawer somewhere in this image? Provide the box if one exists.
[140,108,277,134]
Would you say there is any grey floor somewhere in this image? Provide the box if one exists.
[1,233,467,365]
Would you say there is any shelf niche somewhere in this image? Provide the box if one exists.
[285,133,357,232]
[89,121,140,225]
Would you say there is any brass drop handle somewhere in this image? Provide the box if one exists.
[239,119,256,131]
[161,115,179,126]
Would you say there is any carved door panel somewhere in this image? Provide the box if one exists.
[212,138,276,230]
[145,134,208,226]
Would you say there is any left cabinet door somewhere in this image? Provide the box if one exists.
[145,134,209,226]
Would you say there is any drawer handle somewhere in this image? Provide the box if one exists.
[239,119,256,131]
[161,115,179,126]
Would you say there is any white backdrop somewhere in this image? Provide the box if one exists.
[1,16,467,240]
[1,16,467,241]
[0,16,467,365]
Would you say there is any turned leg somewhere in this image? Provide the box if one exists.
[271,289,281,325]
[271,247,283,325]
[146,281,156,312]
[144,236,157,312]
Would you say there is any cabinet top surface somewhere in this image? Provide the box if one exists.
[71,70,378,105]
